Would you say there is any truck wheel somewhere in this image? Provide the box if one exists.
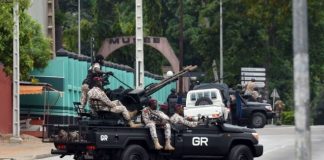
[249,112,266,128]
[195,97,213,106]
[121,145,149,160]
[226,145,253,160]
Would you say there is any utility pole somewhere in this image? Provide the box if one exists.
[220,0,223,83]
[135,0,144,89]
[90,37,94,63]
[10,0,22,143]
[78,0,81,56]
[178,0,184,94]
[293,0,311,159]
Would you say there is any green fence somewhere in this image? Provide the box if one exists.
[20,51,175,119]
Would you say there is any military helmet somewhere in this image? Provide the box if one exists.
[95,54,104,62]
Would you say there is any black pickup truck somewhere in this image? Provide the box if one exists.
[191,83,275,128]
[44,114,263,160]
[43,67,263,160]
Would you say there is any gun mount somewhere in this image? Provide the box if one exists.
[106,65,197,111]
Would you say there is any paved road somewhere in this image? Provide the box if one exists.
[255,125,324,160]
[39,125,324,160]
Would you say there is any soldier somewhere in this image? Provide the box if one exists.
[170,104,198,128]
[166,88,177,116]
[243,79,255,95]
[243,79,259,101]
[56,129,68,142]
[80,54,113,111]
[142,99,175,151]
[87,77,141,128]
[274,99,285,125]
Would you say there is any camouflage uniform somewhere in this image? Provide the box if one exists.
[142,107,171,139]
[244,81,260,101]
[80,63,101,109]
[170,113,198,128]
[274,100,285,125]
[244,81,255,96]
[87,86,130,121]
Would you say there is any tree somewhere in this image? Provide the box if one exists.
[0,0,52,80]
[54,0,324,114]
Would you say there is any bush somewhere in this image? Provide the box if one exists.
[281,111,294,125]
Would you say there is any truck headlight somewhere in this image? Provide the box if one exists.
[265,105,272,111]
[252,133,259,141]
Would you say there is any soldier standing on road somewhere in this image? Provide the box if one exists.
[142,99,175,151]
[80,54,113,111]
[274,99,285,125]
[170,104,198,128]
[87,77,141,128]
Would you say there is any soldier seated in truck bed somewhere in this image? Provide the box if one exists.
[142,99,175,151]
[170,104,198,128]
[87,76,142,128]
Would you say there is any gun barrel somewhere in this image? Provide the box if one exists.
[144,65,197,96]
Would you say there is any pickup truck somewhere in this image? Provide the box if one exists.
[230,90,275,128]
[43,67,263,160]
[186,83,275,128]
[44,112,263,160]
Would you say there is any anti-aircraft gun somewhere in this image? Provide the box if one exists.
[43,65,197,142]
[77,65,196,121]
[105,65,197,112]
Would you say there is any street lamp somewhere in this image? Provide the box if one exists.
[78,0,81,56]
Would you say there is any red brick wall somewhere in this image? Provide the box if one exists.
[0,64,12,134]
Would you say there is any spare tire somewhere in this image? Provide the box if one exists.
[195,97,213,106]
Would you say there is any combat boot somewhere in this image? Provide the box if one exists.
[164,138,175,151]
[128,121,143,128]
[153,138,163,150]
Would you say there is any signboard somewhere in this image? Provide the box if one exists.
[241,67,266,88]
[271,88,280,98]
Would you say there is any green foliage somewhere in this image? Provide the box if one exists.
[55,0,323,114]
[0,0,51,80]
[281,111,295,125]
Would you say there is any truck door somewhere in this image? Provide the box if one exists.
[180,126,227,157]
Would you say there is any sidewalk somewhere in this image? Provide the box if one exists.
[0,134,54,160]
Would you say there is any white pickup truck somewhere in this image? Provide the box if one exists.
[184,88,229,121]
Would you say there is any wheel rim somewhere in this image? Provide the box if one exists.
[238,154,249,160]
[253,116,263,127]
[129,154,142,160]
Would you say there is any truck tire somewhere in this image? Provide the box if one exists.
[249,112,266,128]
[120,145,149,160]
[195,97,213,106]
[226,145,253,160]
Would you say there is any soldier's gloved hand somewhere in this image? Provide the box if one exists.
[106,71,114,76]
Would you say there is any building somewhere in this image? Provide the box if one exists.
[0,64,12,134]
